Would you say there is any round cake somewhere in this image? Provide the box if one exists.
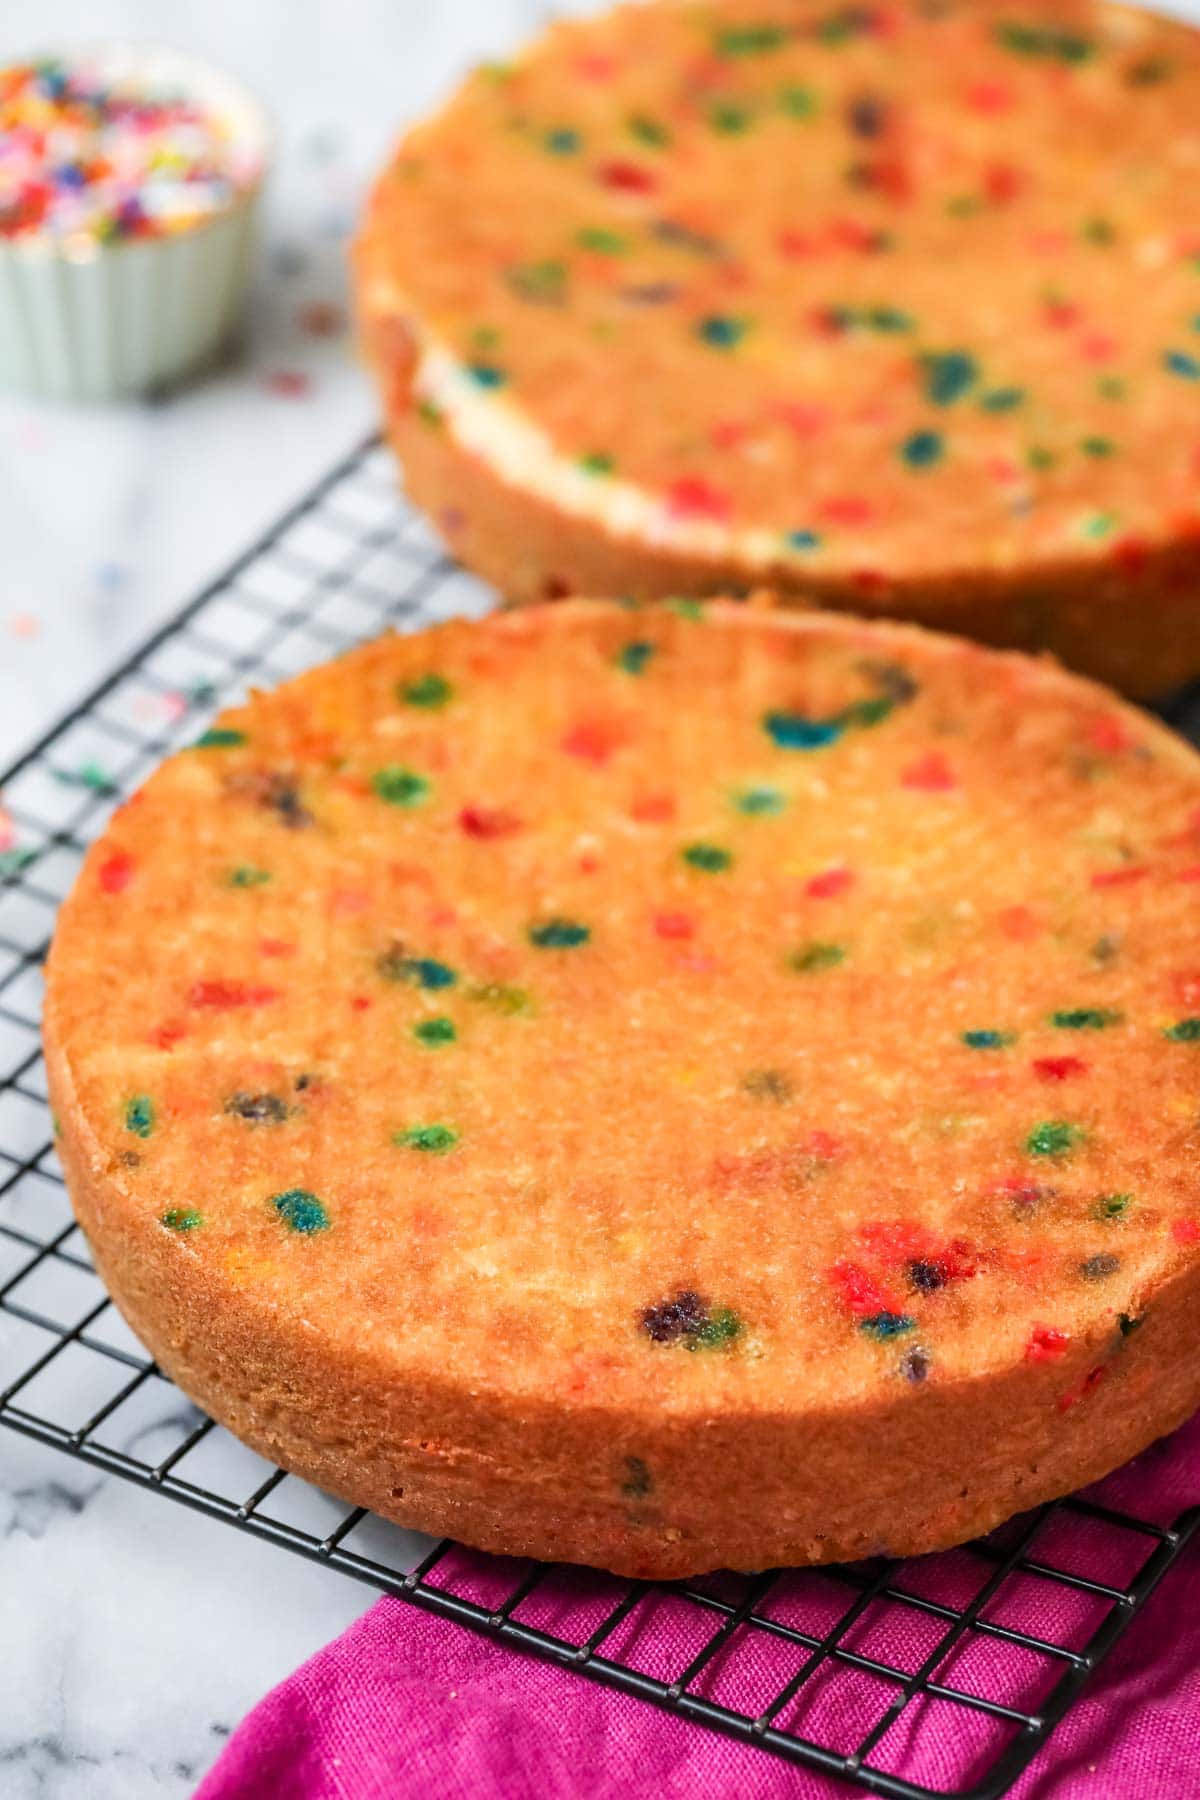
[44,600,1200,1577]
[356,0,1200,697]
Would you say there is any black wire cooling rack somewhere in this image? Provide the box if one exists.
[2,433,1199,1800]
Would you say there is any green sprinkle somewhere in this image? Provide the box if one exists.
[577,226,629,256]
[790,941,845,972]
[1165,1017,1200,1042]
[271,1188,330,1233]
[194,727,246,749]
[468,982,531,1014]
[628,113,671,147]
[395,1123,459,1154]
[400,672,453,709]
[1027,445,1057,471]
[413,1016,456,1047]
[617,641,656,675]
[686,1307,743,1350]
[227,866,271,889]
[506,259,567,304]
[1095,1192,1133,1221]
[123,1095,155,1138]
[778,84,817,117]
[962,1030,1013,1050]
[529,919,590,949]
[1026,1120,1085,1158]
[733,785,785,816]
[54,760,116,795]
[667,598,706,620]
[868,307,914,334]
[901,429,944,469]
[1097,376,1127,400]
[417,398,443,428]
[371,766,430,807]
[544,127,580,154]
[682,843,732,872]
[995,22,1095,63]
[922,351,978,405]
[377,951,457,990]
[710,103,751,133]
[981,387,1025,412]
[697,314,748,349]
[580,451,614,475]
[1050,1008,1123,1030]
[161,1208,202,1232]
[1082,217,1116,246]
[1083,513,1117,540]
[1081,435,1115,458]
[717,23,786,54]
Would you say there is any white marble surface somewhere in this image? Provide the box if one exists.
[4,0,1200,1795]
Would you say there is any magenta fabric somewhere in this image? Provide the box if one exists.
[194,1416,1200,1800]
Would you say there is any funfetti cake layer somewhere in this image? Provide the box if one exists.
[356,0,1200,696]
[44,600,1200,1578]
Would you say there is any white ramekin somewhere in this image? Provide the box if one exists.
[0,43,270,401]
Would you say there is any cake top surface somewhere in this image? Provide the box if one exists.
[46,602,1200,1415]
[359,0,1200,581]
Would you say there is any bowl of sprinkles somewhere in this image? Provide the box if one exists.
[0,45,268,398]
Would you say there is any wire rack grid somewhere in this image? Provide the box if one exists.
[1,434,1198,1800]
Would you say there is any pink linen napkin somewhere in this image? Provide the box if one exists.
[195,1415,1200,1800]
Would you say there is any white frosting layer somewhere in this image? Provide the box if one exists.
[414,338,809,571]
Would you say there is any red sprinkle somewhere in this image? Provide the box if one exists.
[1026,1324,1070,1362]
[666,476,731,522]
[99,850,135,894]
[630,792,676,823]
[561,718,627,765]
[828,1259,903,1318]
[1087,714,1134,753]
[654,911,694,940]
[1032,1056,1088,1083]
[148,1020,186,1050]
[802,1129,844,1161]
[819,495,874,527]
[597,159,656,193]
[258,938,295,958]
[901,751,958,792]
[460,804,523,839]
[997,905,1041,942]
[1172,1219,1200,1244]
[1090,865,1149,889]
[188,980,279,1010]
[806,866,854,900]
[350,996,372,1012]
[967,79,1015,113]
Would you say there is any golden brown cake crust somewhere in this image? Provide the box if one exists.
[356,0,1200,695]
[44,602,1200,1575]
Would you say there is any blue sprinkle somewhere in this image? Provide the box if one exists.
[922,351,979,405]
[764,712,843,750]
[467,362,507,388]
[1165,349,1200,381]
[901,429,944,468]
[786,529,822,551]
[860,1311,917,1340]
[271,1189,330,1234]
